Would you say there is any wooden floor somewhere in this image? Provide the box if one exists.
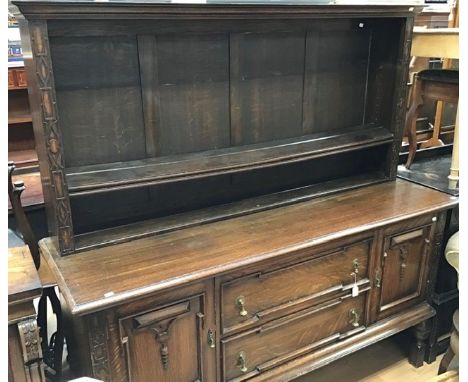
[295,335,450,382]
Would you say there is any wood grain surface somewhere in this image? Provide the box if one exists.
[8,245,42,305]
[40,179,457,315]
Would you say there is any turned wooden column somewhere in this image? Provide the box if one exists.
[409,319,433,367]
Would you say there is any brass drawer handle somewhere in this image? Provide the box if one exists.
[349,309,360,327]
[237,351,248,373]
[207,329,215,348]
[352,258,359,275]
[375,270,381,288]
[236,296,248,317]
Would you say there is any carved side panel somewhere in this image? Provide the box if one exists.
[88,313,111,381]
[17,318,47,381]
[28,20,74,255]
[388,15,415,178]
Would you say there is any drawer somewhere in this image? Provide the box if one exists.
[16,69,27,87]
[222,293,367,381]
[221,240,370,334]
[8,70,16,88]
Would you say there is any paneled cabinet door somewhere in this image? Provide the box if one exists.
[376,220,436,320]
[120,293,214,382]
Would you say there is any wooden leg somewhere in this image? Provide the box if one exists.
[405,79,424,169]
[409,319,432,367]
[448,104,459,189]
[420,100,445,149]
[439,346,455,375]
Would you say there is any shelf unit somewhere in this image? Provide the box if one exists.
[8,66,38,171]
[66,126,393,196]
[15,6,413,255]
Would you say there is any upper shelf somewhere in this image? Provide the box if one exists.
[65,126,393,196]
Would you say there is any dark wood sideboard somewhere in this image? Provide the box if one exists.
[12,0,459,381]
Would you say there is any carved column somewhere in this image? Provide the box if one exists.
[17,318,47,381]
[27,20,75,254]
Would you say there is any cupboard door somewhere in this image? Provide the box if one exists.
[377,223,435,319]
[120,294,211,382]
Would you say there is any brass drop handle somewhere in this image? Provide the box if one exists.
[207,329,215,348]
[375,270,381,288]
[237,351,248,373]
[349,309,360,328]
[236,296,248,317]
[352,258,359,275]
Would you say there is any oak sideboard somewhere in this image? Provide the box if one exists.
[12,0,458,381]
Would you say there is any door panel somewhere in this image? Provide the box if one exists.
[120,294,207,382]
[378,222,435,319]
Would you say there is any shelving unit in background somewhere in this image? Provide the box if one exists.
[8,65,39,172]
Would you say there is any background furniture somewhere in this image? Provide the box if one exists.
[438,232,459,374]
[8,65,38,171]
[8,245,45,382]
[9,162,64,381]
[405,67,458,169]
[13,1,460,381]
[404,1,458,155]
[404,26,459,173]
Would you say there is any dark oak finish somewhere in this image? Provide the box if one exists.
[14,1,456,381]
[38,179,457,381]
[40,179,456,315]
[220,240,370,335]
[14,0,418,254]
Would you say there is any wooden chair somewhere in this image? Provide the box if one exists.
[405,27,459,171]
[8,161,64,381]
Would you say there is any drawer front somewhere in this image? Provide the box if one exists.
[221,240,370,334]
[222,293,367,381]
[8,70,16,88]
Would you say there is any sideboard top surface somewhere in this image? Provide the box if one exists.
[40,179,457,316]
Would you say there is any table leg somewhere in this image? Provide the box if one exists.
[448,104,459,189]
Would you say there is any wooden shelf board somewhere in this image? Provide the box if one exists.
[8,114,33,124]
[74,171,388,251]
[8,86,28,91]
[66,125,393,196]
[8,149,38,167]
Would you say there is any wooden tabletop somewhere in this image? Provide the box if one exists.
[8,245,42,305]
[41,179,458,316]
